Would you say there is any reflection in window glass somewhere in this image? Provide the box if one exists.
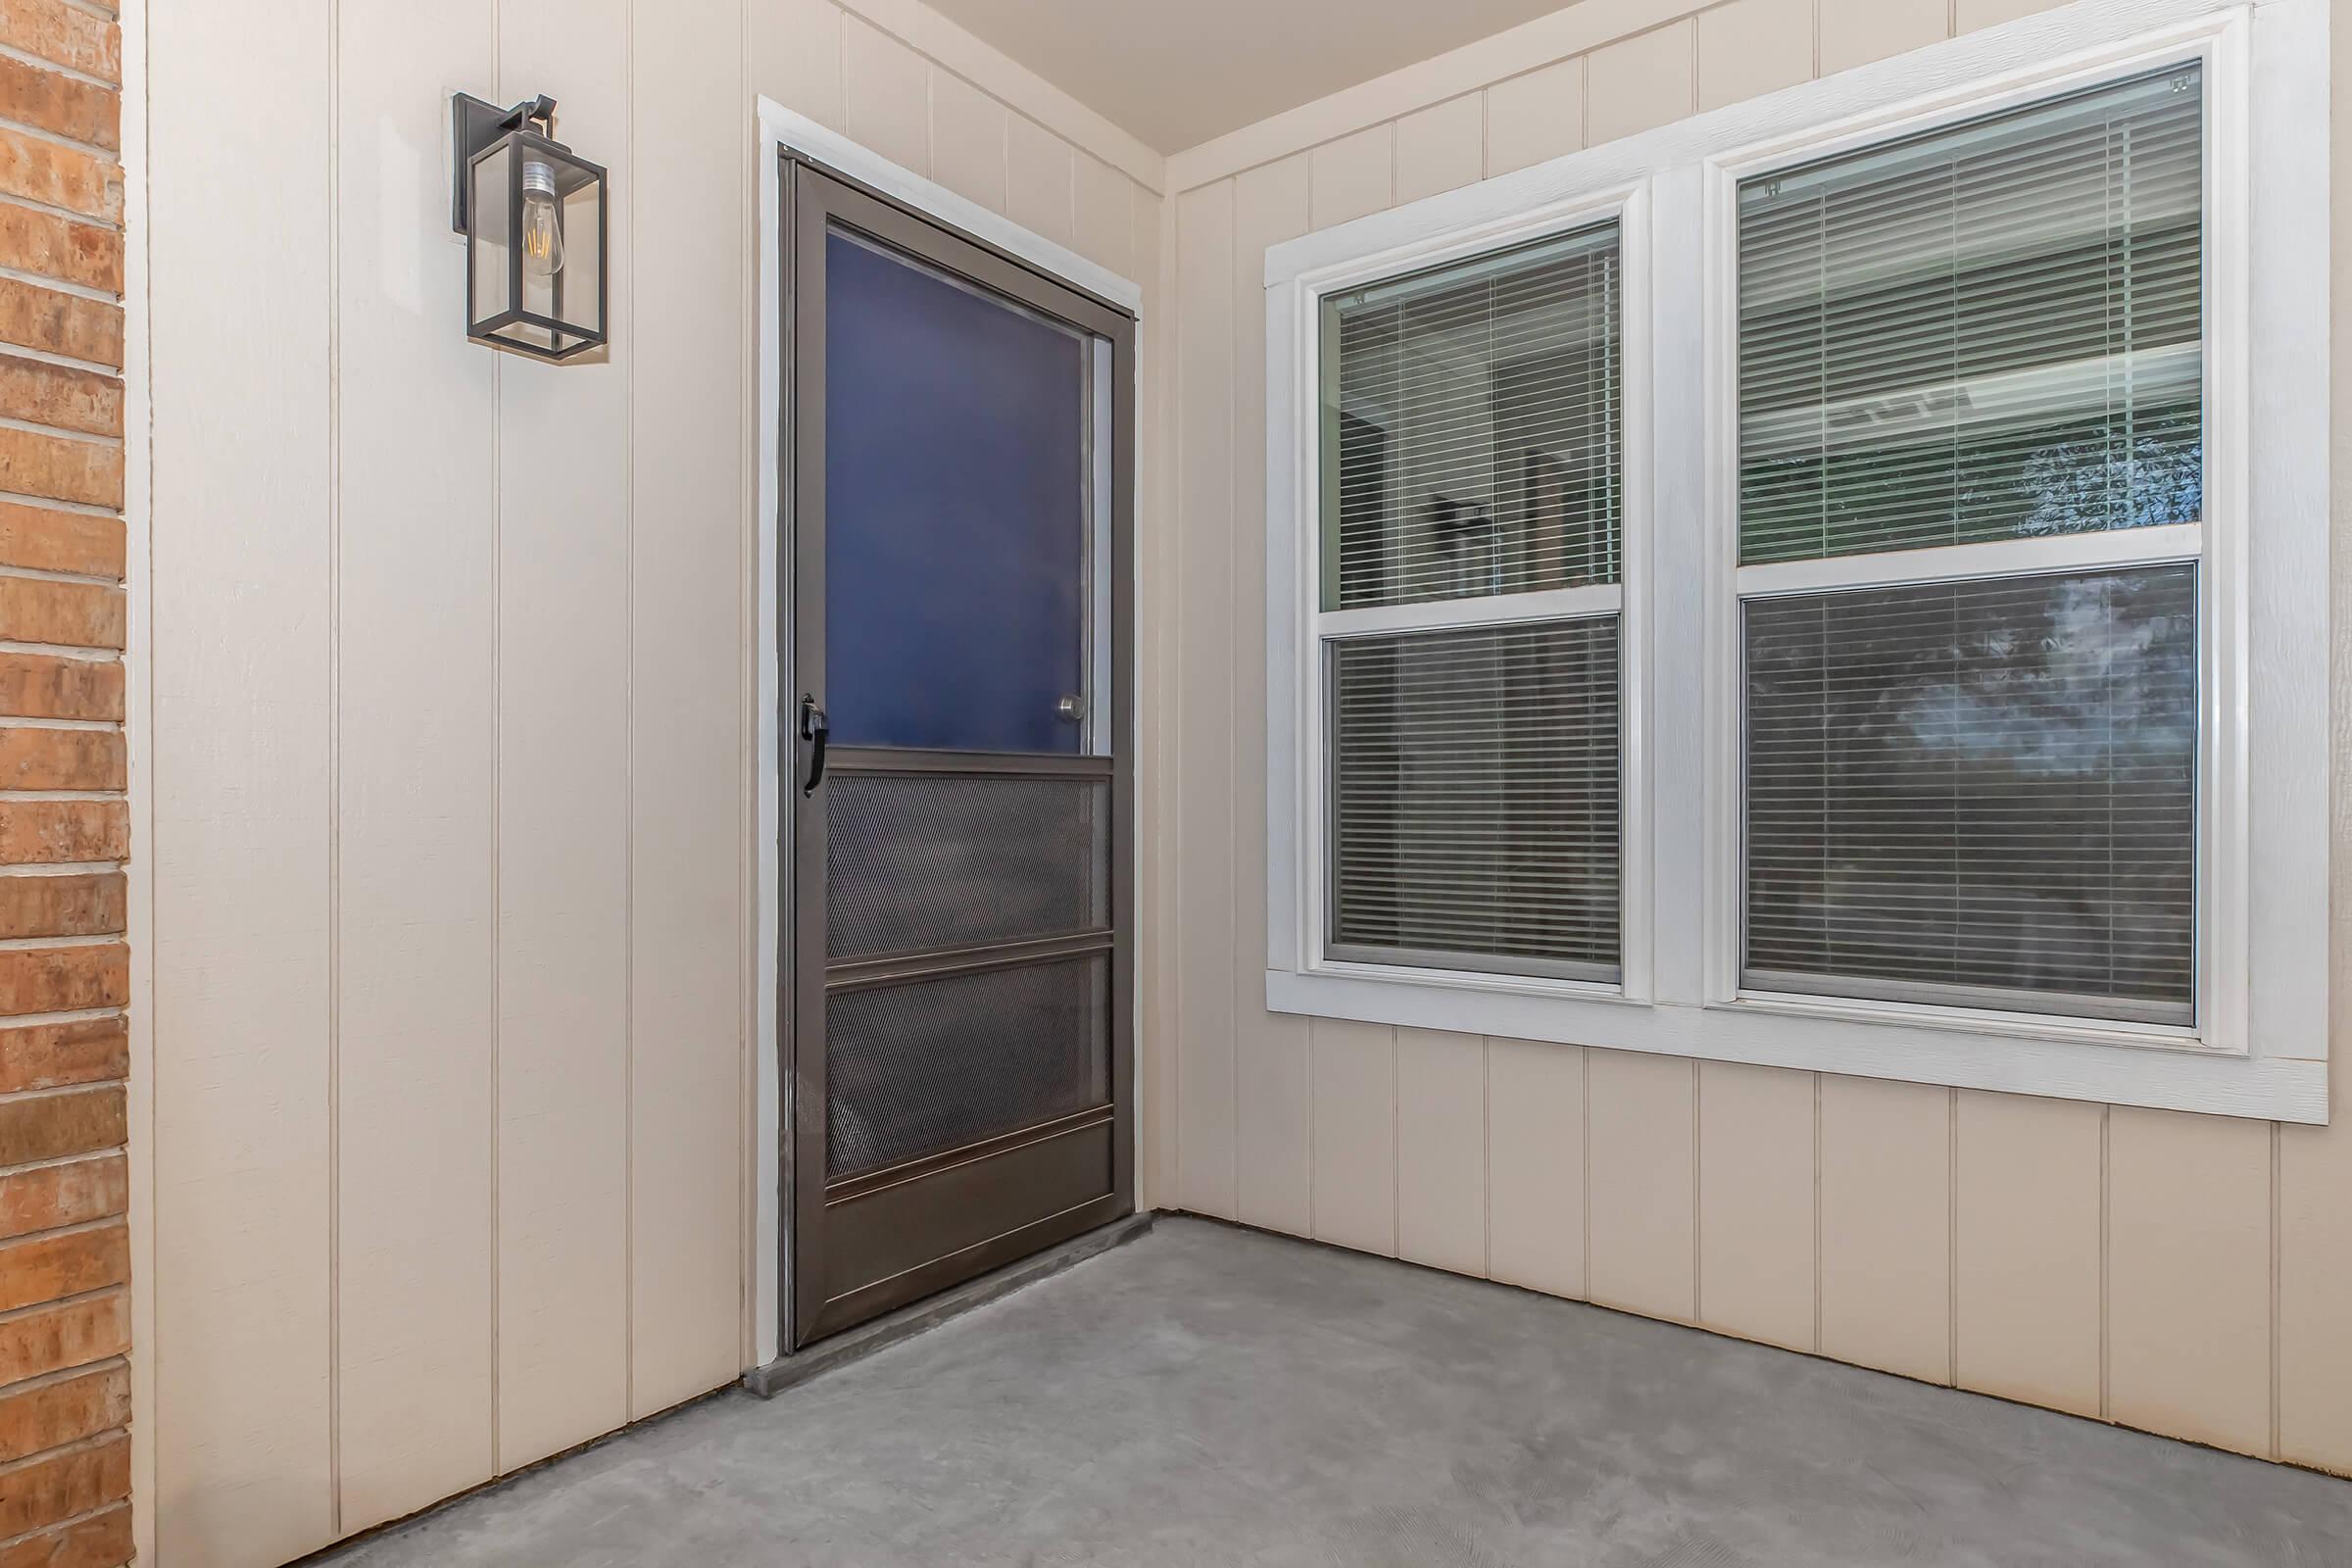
[1742,564,2196,1022]
[1322,223,1622,610]
[1738,66,2204,564]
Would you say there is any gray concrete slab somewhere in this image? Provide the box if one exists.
[318,1216,2352,1567]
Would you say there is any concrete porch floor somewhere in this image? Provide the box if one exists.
[319,1216,2352,1567]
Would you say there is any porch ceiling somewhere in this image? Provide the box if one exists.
[920,0,1590,153]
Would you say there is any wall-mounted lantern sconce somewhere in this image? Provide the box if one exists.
[451,93,608,361]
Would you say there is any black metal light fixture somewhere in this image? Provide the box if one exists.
[451,92,608,361]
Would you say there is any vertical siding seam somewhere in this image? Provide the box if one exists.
[322,0,343,1537]
[1479,1037,1491,1278]
[1687,1058,1700,1322]
[734,0,755,1377]
[620,0,638,1424]
[1945,1088,1958,1387]
[1811,0,1822,79]
[2269,1121,2280,1459]
[1225,176,1241,1224]
[2098,1103,2111,1421]
[1578,1047,1590,1298]
[1388,1025,1398,1257]
[486,0,504,1475]
[1809,1073,1821,1354]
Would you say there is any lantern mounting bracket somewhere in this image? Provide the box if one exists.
[451,92,564,233]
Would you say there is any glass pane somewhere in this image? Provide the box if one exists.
[825,230,1089,753]
[827,773,1108,958]
[1321,223,1621,611]
[1328,617,1620,978]
[826,956,1109,1179]
[1738,66,2203,564]
[1742,564,2196,1021]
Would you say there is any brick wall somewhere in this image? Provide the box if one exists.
[0,0,129,1563]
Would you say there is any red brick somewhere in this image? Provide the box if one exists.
[0,206,118,296]
[0,875,118,940]
[0,731,115,792]
[0,1502,130,1568]
[0,1293,123,1386]
[0,2,117,84]
[0,1366,122,1466]
[0,129,114,224]
[0,1434,127,1540]
[0,57,116,153]
[0,581,121,651]
[0,1499,129,1568]
[0,279,118,368]
[0,1154,119,1239]
[0,506,119,580]
[0,947,123,1016]
[0,803,122,864]
[0,1086,121,1165]
[0,1225,123,1314]
[0,430,116,510]
[0,358,115,440]
[0,658,115,724]
[0,1019,119,1095]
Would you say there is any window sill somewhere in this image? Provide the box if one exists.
[1265,967,2325,1123]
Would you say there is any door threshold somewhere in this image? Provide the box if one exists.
[743,1210,1155,1399]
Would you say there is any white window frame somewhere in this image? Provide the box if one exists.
[1262,0,2329,1123]
[1280,187,1654,1003]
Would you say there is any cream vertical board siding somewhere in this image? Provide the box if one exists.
[143,0,1167,1555]
[150,0,336,1558]
[929,69,1010,211]
[1696,0,1815,112]
[1159,0,2352,1476]
[493,0,634,1476]
[1005,117,1077,250]
[1953,1092,2104,1419]
[1308,123,1394,228]
[627,0,750,1420]
[1394,95,1486,205]
[842,15,931,177]
[1230,154,1314,1239]
[1587,20,1695,143]
[1485,1038,1585,1298]
[1484,58,1585,178]
[330,0,499,1534]
[1818,1077,1950,1386]
[1818,0,1950,74]
[1396,1029,1487,1276]
[1695,1062,1815,1352]
[1587,1050,1695,1321]
[1174,177,1239,1220]
[1310,1018,1398,1255]
[2106,1109,2275,1456]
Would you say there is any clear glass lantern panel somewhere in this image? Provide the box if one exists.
[467,141,513,327]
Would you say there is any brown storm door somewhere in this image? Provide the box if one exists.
[783,159,1135,1348]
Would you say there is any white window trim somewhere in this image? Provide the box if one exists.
[1262,0,2329,1123]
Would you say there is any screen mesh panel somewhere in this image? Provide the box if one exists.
[1329,618,1620,976]
[1738,66,2203,565]
[826,956,1109,1180]
[1742,564,2196,1020]
[1323,223,1622,610]
[827,773,1108,958]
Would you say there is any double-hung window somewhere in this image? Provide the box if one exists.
[1264,0,2328,1122]
[1316,220,1628,985]
[1731,67,2208,1028]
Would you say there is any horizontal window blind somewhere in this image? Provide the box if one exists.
[1323,223,1621,609]
[1742,564,2196,1021]
[1330,618,1621,978]
[1739,66,2204,565]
